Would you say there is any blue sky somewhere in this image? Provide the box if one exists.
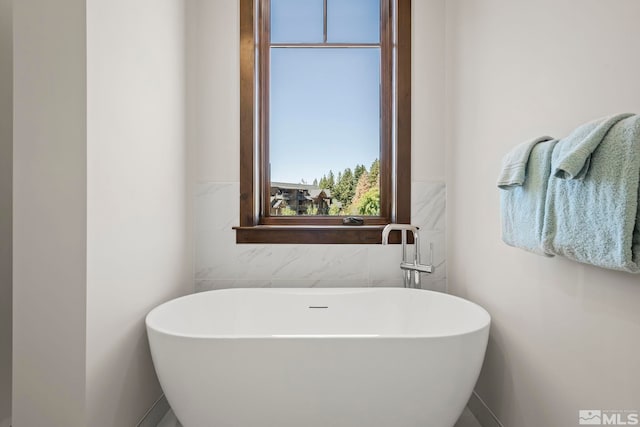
[269,0,381,184]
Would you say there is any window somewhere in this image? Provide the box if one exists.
[236,0,411,244]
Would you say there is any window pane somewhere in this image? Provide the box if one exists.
[269,48,381,216]
[271,0,324,43]
[327,0,380,43]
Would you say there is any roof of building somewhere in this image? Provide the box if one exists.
[309,189,332,198]
[271,182,333,199]
[271,182,320,191]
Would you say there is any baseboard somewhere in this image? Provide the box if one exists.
[468,391,504,427]
[137,394,170,427]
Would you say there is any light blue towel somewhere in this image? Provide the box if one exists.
[553,113,633,180]
[497,136,554,189]
[500,139,558,256]
[542,114,640,272]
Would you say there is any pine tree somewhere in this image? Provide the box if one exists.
[343,168,354,202]
[334,168,354,206]
[368,159,380,187]
[314,162,379,215]
[327,170,335,190]
[354,164,366,183]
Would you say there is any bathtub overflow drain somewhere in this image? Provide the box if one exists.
[308,306,329,309]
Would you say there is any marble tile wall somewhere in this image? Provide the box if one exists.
[195,181,446,292]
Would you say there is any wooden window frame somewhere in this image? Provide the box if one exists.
[236,0,411,244]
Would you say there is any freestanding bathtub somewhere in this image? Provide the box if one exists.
[146,288,490,427]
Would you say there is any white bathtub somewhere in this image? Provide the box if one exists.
[146,288,490,427]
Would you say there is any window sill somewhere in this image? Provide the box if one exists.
[233,225,406,244]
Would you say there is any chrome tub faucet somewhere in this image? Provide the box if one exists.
[381,224,433,288]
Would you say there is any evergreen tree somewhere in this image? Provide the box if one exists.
[368,159,380,187]
[354,164,366,183]
[327,170,335,190]
[344,168,354,202]
[313,162,379,215]
[333,173,343,204]
[334,168,354,206]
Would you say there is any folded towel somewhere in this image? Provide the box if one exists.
[500,139,558,256]
[542,114,640,272]
[553,113,633,180]
[497,136,555,189]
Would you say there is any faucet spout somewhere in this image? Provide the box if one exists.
[381,223,419,245]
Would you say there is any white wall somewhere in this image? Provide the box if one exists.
[446,1,640,426]
[85,0,190,425]
[0,0,12,425]
[12,1,88,426]
[13,1,190,426]
[413,0,445,183]
[191,0,447,292]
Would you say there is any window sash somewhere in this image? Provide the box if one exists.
[236,0,411,244]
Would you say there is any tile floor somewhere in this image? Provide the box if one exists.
[156,410,180,427]
[157,407,482,427]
